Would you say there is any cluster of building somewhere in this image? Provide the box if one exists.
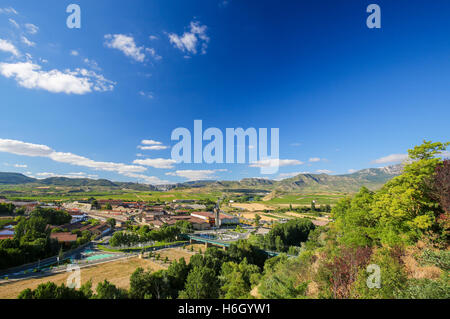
[65,199,240,231]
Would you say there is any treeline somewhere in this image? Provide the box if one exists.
[257,141,450,299]
[109,221,193,247]
[0,208,74,270]
[19,240,268,299]
[254,219,315,253]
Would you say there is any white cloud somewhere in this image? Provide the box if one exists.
[309,157,321,162]
[36,172,99,179]
[21,36,35,47]
[0,139,53,157]
[145,48,162,60]
[0,39,20,56]
[0,61,115,94]
[2,163,28,168]
[275,171,310,180]
[372,154,408,164]
[348,169,357,173]
[121,172,168,185]
[316,169,333,174]
[139,91,154,99]
[8,18,19,28]
[104,34,159,62]
[166,169,227,181]
[0,138,147,176]
[25,23,39,34]
[133,158,176,169]
[0,7,18,15]
[249,159,304,168]
[168,21,209,55]
[149,35,158,40]
[83,58,101,71]
[141,139,162,145]
[138,145,169,151]
[70,50,79,56]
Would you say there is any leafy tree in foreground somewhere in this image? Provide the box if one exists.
[179,266,219,299]
[95,280,128,299]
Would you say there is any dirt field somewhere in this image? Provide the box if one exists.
[284,211,330,221]
[0,256,164,299]
[231,203,275,211]
[154,248,195,263]
[239,212,278,222]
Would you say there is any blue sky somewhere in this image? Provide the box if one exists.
[0,0,449,184]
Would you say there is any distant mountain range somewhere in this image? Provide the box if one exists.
[0,164,403,193]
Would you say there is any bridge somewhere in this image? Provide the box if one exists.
[186,235,294,258]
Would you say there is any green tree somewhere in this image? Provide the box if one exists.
[179,266,219,299]
[95,280,128,299]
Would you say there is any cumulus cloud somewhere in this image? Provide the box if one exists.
[372,154,409,164]
[166,169,227,181]
[137,139,169,150]
[309,157,321,162]
[25,23,39,34]
[0,138,147,176]
[70,50,79,56]
[133,158,176,169]
[249,159,303,168]
[104,34,159,63]
[0,39,20,56]
[0,61,115,94]
[168,21,209,55]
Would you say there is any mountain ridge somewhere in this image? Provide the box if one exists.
[0,164,402,193]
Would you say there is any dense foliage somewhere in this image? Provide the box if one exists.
[109,225,181,247]
[256,218,315,252]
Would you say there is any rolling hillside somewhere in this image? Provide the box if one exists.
[0,164,402,194]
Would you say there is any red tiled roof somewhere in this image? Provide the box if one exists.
[50,232,77,243]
